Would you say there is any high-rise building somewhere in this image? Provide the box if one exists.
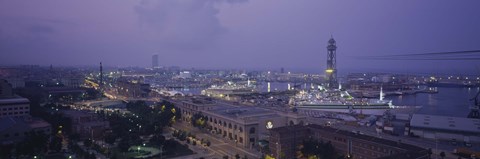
[152,54,159,68]
[326,36,338,89]
[99,62,103,87]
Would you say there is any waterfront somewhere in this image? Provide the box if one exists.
[387,87,480,117]
[176,81,479,117]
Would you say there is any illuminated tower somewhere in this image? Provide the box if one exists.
[326,36,338,89]
[100,62,103,87]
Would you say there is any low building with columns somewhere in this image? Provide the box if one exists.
[173,96,306,149]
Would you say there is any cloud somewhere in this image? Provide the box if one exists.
[134,0,246,49]
[28,25,55,34]
[0,16,76,42]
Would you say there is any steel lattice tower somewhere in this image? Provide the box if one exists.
[326,37,338,89]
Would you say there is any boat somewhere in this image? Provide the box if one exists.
[201,81,256,98]
[292,87,394,109]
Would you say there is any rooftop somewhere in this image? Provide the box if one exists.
[410,114,480,134]
[307,124,426,152]
[62,110,96,118]
[270,124,426,153]
[0,97,29,105]
[208,105,276,120]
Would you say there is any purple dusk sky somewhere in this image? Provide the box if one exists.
[1,0,480,74]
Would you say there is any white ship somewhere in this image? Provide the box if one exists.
[201,80,256,98]
[292,86,394,109]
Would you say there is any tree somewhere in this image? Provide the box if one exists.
[118,138,131,153]
[191,113,207,128]
[440,151,445,159]
[0,144,13,158]
[89,153,96,159]
[149,135,166,146]
[83,139,93,148]
[300,139,337,159]
[105,134,117,145]
[427,148,433,159]
[49,135,63,152]
[14,131,49,156]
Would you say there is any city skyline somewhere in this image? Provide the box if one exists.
[1,0,480,73]
[2,1,480,159]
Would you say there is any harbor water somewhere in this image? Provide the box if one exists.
[176,81,479,117]
[387,87,480,117]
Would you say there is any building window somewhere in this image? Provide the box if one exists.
[234,125,237,130]
[249,127,255,134]
[239,137,243,143]
[239,127,243,132]
[229,123,232,129]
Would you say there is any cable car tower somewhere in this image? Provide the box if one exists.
[326,36,338,89]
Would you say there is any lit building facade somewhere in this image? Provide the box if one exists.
[173,97,306,149]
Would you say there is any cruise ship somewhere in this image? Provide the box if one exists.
[201,80,256,98]
[291,87,394,109]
